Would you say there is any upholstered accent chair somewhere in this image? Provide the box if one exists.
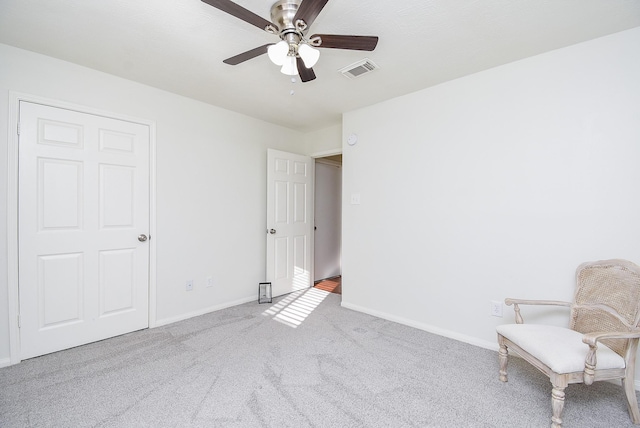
[497,259,640,427]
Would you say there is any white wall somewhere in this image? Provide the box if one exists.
[341,27,640,354]
[304,123,342,156]
[314,162,342,281]
[0,44,305,364]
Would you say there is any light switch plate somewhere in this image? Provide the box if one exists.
[350,193,361,205]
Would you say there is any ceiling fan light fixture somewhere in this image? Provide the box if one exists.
[267,40,289,66]
[298,43,320,68]
[205,0,380,84]
[280,55,298,75]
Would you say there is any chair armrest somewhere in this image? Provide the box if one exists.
[582,330,640,385]
[504,299,571,324]
[582,330,640,347]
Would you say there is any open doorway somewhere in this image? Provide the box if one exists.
[313,154,342,295]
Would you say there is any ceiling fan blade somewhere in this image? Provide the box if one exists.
[311,34,379,51]
[293,0,330,28]
[223,44,272,65]
[296,56,316,82]
[201,0,277,32]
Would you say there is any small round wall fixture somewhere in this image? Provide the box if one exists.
[347,133,358,146]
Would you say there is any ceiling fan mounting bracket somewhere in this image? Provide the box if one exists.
[265,24,278,35]
[308,36,322,47]
[295,19,308,32]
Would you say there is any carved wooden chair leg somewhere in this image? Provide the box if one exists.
[498,341,509,382]
[497,261,640,427]
[551,384,566,428]
[622,377,640,424]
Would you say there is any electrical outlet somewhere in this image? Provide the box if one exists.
[206,276,214,288]
[186,280,194,292]
[490,300,503,317]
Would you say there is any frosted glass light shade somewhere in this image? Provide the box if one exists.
[267,41,289,66]
[280,55,298,76]
[298,43,320,68]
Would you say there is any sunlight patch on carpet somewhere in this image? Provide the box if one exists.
[262,288,330,328]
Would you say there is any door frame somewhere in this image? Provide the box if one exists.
[310,148,342,286]
[312,151,342,283]
[6,92,157,365]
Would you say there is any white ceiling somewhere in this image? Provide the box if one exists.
[1,0,639,132]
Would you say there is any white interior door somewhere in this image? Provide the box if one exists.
[18,101,150,360]
[266,149,313,297]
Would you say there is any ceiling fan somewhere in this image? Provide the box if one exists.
[201,0,379,82]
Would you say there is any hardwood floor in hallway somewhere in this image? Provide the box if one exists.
[313,276,341,295]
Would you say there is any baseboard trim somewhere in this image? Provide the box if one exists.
[154,296,256,327]
[0,357,12,368]
[340,301,640,391]
[341,301,498,351]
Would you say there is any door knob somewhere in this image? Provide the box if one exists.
[268,229,276,234]
[138,234,148,242]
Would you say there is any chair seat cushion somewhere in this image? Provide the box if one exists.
[497,324,625,374]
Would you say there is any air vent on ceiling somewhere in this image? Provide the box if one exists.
[339,58,379,79]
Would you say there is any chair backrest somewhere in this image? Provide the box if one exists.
[570,259,640,357]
